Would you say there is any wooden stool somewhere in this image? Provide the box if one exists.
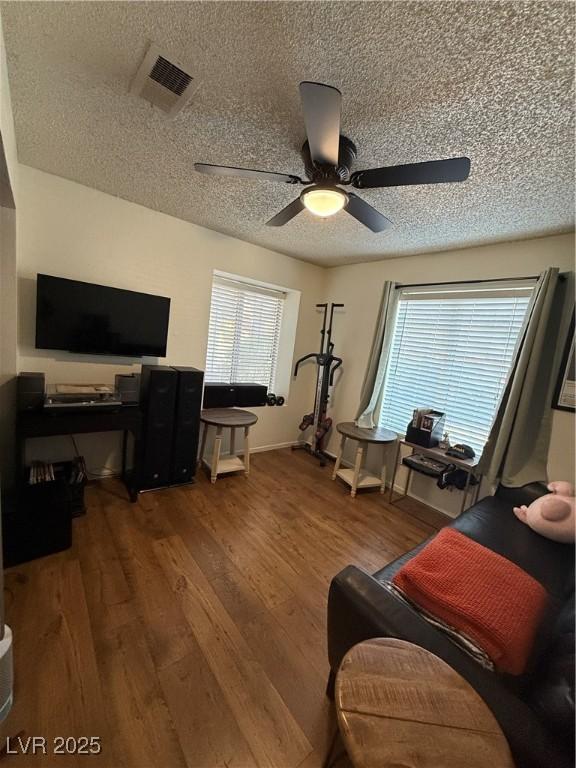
[199,408,258,484]
[334,638,514,768]
[332,422,397,498]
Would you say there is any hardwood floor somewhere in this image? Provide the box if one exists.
[0,448,443,768]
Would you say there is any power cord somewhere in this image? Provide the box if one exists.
[71,434,81,458]
[69,434,119,479]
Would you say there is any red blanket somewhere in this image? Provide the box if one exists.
[392,527,548,674]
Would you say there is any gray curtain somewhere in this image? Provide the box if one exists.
[355,281,399,428]
[479,267,574,486]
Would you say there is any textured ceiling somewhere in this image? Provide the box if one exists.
[2,1,574,266]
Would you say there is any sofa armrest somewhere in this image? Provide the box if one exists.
[496,481,548,508]
[328,565,572,768]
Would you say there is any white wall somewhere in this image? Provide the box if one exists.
[0,205,16,484]
[0,9,18,489]
[17,165,325,474]
[323,233,576,516]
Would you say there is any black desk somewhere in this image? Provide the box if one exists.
[17,406,143,502]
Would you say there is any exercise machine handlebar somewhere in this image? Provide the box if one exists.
[329,358,342,385]
[316,303,328,355]
[294,352,318,377]
[327,303,343,350]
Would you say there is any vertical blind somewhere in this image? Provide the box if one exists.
[205,275,285,389]
[378,283,534,454]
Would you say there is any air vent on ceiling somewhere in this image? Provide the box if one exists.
[130,43,198,117]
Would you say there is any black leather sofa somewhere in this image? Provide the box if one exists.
[327,483,575,768]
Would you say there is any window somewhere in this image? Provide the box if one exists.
[378,282,534,454]
[205,274,286,390]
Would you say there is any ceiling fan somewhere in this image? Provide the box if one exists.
[194,82,471,232]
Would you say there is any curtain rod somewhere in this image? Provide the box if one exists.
[394,273,567,290]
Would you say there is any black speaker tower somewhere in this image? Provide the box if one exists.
[139,365,204,491]
[170,367,204,485]
[139,366,178,490]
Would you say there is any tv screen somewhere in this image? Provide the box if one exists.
[35,274,170,357]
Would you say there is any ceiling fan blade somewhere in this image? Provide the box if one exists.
[266,197,305,227]
[299,81,342,167]
[345,193,392,233]
[351,157,471,189]
[194,163,302,184]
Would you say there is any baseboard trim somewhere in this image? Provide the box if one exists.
[248,440,300,455]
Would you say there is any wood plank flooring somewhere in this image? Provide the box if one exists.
[0,448,443,768]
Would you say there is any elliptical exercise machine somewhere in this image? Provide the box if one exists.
[292,302,343,466]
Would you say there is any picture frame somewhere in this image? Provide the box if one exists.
[553,315,575,412]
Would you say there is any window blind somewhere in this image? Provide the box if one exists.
[378,283,534,454]
[205,275,285,390]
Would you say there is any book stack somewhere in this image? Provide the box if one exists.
[29,462,55,485]
[28,457,87,485]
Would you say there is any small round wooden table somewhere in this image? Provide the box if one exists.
[199,408,258,484]
[334,638,514,768]
[332,422,397,497]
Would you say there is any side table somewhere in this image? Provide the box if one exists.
[334,638,514,768]
[199,408,258,483]
[332,422,397,498]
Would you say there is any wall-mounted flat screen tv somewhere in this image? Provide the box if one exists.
[35,274,171,357]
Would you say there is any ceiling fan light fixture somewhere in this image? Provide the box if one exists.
[301,186,348,217]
